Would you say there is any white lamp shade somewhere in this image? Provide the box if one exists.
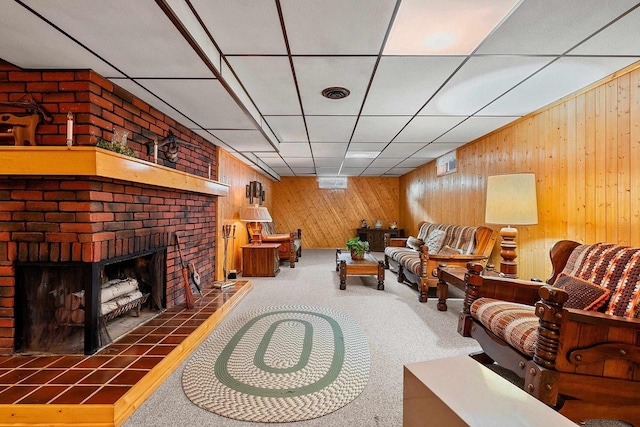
[485,173,538,225]
[241,206,273,222]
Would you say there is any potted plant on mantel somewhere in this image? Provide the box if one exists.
[346,237,369,260]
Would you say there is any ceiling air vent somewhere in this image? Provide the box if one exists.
[321,87,350,100]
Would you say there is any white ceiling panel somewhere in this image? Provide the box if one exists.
[310,143,349,158]
[110,78,199,129]
[387,167,414,175]
[378,143,425,158]
[344,157,374,167]
[137,79,255,129]
[264,116,308,143]
[23,0,213,78]
[314,158,344,167]
[396,158,430,168]
[370,158,403,167]
[395,116,466,143]
[363,56,466,115]
[0,1,123,77]
[316,167,342,176]
[261,157,288,168]
[190,128,229,150]
[480,57,640,116]
[340,167,366,176]
[361,167,392,176]
[227,57,300,115]
[210,130,275,152]
[421,56,554,115]
[283,158,315,167]
[189,0,286,54]
[351,116,412,142]
[413,142,464,159]
[435,117,517,143]
[273,167,294,175]
[348,143,389,151]
[279,143,312,157]
[292,167,316,175]
[570,7,640,56]
[294,57,377,115]
[477,0,639,55]
[281,0,396,55]
[306,116,358,142]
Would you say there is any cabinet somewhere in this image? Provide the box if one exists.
[241,243,281,277]
[357,228,404,252]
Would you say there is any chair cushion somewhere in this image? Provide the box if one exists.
[439,245,463,255]
[470,298,538,357]
[424,229,446,254]
[554,273,610,311]
[406,236,424,251]
[384,247,422,276]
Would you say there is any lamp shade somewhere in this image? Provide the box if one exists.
[485,173,538,225]
[241,206,272,223]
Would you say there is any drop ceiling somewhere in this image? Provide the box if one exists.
[1,0,639,180]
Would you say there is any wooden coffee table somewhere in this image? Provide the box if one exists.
[335,249,385,291]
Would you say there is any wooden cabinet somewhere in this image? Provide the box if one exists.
[241,243,280,277]
[357,228,404,252]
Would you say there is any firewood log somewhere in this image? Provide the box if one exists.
[64,293,82,310]
[55,306,71,324]
[71,309,85,324]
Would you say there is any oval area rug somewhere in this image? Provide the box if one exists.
[182,305,370,422]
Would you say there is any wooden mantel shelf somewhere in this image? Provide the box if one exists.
[0,146,229,197]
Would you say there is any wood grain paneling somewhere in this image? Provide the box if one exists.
[216,148,273,279]
[272,177,399,249]
[400,61,640,282]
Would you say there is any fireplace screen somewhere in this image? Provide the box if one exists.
[15,249,166,354]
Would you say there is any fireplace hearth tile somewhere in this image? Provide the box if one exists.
[151,326,177,335]
[21,356,64,369]
[159,335,186,345]
[97,344,129,356]
[48,356,85,369]
[50,385,99,404]
[120,345,154,356]
[136,334,165,344]
[50,369,92,384]
[83,385,129,404]
[114,334,142,345]
[18,369,65,385]
[146,346,175,356]
[110,370,148,386]
[79,369,120,385]
[0,369,38,384]
[76,356,113,369]
[129,356,162,370]
[103,356,138,369]
[17,385,67,404]
[0,357,33,369]
[0,385,38,403]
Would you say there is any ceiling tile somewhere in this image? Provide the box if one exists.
[480,57,640,116]
[23,0,213,78]
[395,116,466,142]
[396,158,430,168]
[348,142,389,151]
[188,0,286,54]
[227,57,300,115]
[264,116,308,143]
[0,1,123,78]
[136,79,256,129]
[314,158,344,167]
[210,130,275,152]
[361,167,392,175]
[387,167,414,175]
[283,158,315,167]
[378,143,426,158]
[279,143,312,157]
[385,0,519,55]
[306,116,358,142]
[477,0,639,55]
[260,157,288,168]
[363,56,466,115]
[316,167,342,176]
[413,142,464,159]
[570,7,640,56]
[435,117,517,143]
[292,167,316,175]
[352,116,412,142]
[310,143,349,158]
[273,166,294,176]
[190,128,228,148]
[420,56,554,115]
[281,0,397,54]
[370,158,404,167]
[344,158,374,167]
[294,57,377,115]
[340,168,366,176]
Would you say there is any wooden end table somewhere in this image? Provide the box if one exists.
[335,249,385,291]
[241,243,281,277]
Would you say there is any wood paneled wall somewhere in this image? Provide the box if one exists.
[216,149,273,279]
[271,177,399,249]
[400,61,640,281]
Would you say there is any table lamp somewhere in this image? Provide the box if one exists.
[241,205,272,245]
[485,173,538,278]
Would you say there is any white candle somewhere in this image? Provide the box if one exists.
[66,112,73,146]
[208,162,211,179]
[153,140,158,163]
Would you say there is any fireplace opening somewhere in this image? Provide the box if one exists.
[15,248,166,355]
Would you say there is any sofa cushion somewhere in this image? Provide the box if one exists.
[406,236,424,251]
[554,273,610,311]
[439,245,463,255]
[424,229,446,254]
[416,223,478,255]
[470,298,538,357]
[384,247,422,276]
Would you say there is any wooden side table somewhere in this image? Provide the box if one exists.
[241,243,281,277]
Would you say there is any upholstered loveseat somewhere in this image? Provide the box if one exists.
[459,240,640,426]
[384,221,497,302]
[257,222,301,268]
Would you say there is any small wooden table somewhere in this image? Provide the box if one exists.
[436,266,500,311]
[335,249,384,291]
[242,243,281,277]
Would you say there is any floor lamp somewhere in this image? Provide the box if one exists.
[485,173,538,278]
[241,205,272,245]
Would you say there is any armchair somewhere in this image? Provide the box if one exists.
[247,222,301,268]
[458,240,640,426]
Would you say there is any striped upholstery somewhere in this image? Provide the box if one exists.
[559,243,640,318]
[416,223,478,255]
[470,298,538,357]
[385,247,422,276]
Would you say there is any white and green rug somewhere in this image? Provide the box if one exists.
[182,305,370,423]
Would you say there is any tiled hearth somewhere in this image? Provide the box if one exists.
[0,280,251,427]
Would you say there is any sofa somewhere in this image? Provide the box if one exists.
[253,222,301,268]
[459,240,640,426]
[384,221,497,302]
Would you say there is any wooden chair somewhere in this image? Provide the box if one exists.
[246,222,301,268]
[458,240,640,426]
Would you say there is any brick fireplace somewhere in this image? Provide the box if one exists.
[0,61,226,354]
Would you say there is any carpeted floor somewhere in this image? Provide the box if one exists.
[124,249,630,427]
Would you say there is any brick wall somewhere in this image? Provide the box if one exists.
[0,60,220,354]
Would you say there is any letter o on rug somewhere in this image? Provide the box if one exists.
[182,305,370,422]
